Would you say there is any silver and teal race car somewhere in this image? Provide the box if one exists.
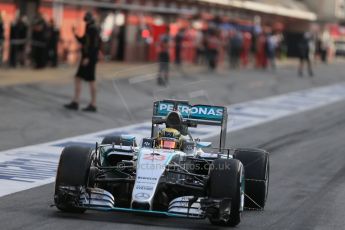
[54,99,269,226]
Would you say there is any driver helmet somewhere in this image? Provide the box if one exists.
[157,128,181,149]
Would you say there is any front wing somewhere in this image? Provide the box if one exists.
[56,186,232,220]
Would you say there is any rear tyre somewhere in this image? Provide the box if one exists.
[233,148,269,209]
[208,159,244,227]
[54,146,92,213]
[101,135,137,146]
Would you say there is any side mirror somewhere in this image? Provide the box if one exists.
[121,134,135,141]
[196,142,212,148]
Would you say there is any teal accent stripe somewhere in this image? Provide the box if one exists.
[81,206,204,219]
[165,153,176,164]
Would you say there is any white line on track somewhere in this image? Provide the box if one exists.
[1,83,345,197]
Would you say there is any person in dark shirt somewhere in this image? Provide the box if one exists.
[16,16,28,66]
[298,32,313,77]
[31,13,47,69]
[174,28,184,66]
[157,27,170,86]
[9,16,19,67]
[64,11,100,112]
[228,30,243,69]
[9,15,28,67]
[0,14,4,65]
[206,29,220,70]
[47,19,60,67]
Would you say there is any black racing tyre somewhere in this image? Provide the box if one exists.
[233,148,269,209]
[54,146,92,213]
[208,159,244,227]
[101,135,137,147]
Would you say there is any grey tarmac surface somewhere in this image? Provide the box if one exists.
[1,61,345,229]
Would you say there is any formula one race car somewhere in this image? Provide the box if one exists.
[54,99,269,227]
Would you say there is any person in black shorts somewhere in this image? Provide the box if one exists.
[64,12,100,112]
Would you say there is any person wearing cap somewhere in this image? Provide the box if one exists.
[64,11,100,112]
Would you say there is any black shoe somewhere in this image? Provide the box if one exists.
[157,77,164,86]
[82,104,97,112]
[157,77,169,87]
[64,101,79,110]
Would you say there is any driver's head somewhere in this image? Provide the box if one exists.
[157,128,181,149]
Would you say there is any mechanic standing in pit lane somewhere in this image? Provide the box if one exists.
[64,11,101,112]
[157,26,171,86]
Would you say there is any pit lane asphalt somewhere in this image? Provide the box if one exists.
[1,62,345,229]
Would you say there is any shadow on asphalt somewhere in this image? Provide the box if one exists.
[51,210,222,229]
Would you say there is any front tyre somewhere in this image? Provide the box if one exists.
[208,159,244,227]
[54,146,92,213]
[233,148,269,209]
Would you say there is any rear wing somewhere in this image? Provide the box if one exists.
[151,100,228,150]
